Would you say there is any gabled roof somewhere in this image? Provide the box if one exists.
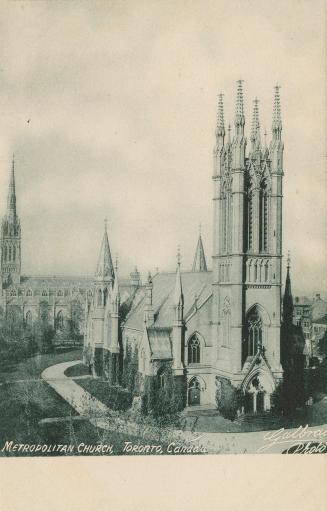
[313,314,327,326]
[124,270,213,331]
[293,296,312,306]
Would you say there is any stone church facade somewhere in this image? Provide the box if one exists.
[85,81,286,413]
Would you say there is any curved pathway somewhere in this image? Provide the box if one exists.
[42,360,327,454]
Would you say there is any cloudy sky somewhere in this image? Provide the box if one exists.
[0,0,325,295]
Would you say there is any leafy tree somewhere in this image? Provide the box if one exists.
[215,377,242,421]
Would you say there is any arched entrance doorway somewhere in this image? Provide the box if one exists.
[188,377,201,406]
[243,372,274,414]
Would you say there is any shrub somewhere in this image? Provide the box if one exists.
[215,377,242,421]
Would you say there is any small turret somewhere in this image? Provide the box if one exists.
[232,80,246,168]
[172,247,184,371]
[192,226,208,272]
[270,85,284,174]
[144,271,154,325]
[174,247,184,315]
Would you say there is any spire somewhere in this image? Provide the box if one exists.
[216,93,225,139]
[272,84,282,139]
[250,98,261,149]
[174,247,184,307]
[112,255,120,303]
[234,79,245,134]
[283,251,293,325]
[7,154,17,219]
[95,219,114,282]
[192,228,208,272]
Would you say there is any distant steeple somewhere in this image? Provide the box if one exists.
[283,251,293,326]
[7,154,17,220]
[95,219,114,282]
[192,227,208,272]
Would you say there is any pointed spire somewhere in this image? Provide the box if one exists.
[95,219,114,282]
[227,123,232,144]
[250,98,261,149]
[192,228,208,272]
[234,79,245,133]
[216,93,225,139]
[283,251,293,325]
[272,84,282,138]
[7,154,17,218]
[112,255,120,302]
[174,247,184,307]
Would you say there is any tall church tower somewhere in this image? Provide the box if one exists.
[1,156,21,286]
[212,82,283,396]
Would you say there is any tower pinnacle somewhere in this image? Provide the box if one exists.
[234,80,245,132]
[272,84,282,138]
[174,247,183,307]
[250,98,261,149]
[216,93,225,139]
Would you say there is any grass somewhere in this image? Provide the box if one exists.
[0,348,82,383]
[75,378,133,411]
[64,362,90,378]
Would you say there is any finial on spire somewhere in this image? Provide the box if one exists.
[264,129,268,146]
[199,223,202,235]
[114,253,118,273]
[104,217,108,230]
[287,250,291,271]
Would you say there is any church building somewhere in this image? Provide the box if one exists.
[85,81,285,414]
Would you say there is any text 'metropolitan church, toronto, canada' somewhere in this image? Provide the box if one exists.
[1,81,287,414]
[84,80,285,414]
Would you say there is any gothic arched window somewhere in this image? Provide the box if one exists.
[26,289,33,297]
[13,246,16,261]
[157,366,165,389]
[221,178,232,253]
[25,310,33,327]
[3,246,7,261]
[247,187,254,251]
[188,334,201,364]
[222,298,231,347]
[56,310,64,330]
[259,179,269,253]
[8,246,12,261]
[57,289,64,297]
[41,289,48,297]
[103,287,108,307]
[97,288,102,307]
[244,308,262,360]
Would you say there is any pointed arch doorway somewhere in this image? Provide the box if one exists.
[188,377,201,406]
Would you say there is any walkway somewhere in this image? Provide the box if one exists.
[42,360,327,455]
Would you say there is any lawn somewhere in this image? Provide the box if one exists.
[64,362,90,378]
[0,348,82,383]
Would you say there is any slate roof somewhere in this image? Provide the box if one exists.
[124,270,213,331]
[313,314,327,326]
[147,327,172,360]
[293,296,312,306]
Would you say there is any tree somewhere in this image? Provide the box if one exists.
[33,301,55,353]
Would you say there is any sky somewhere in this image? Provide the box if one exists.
[0,0,325,296]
